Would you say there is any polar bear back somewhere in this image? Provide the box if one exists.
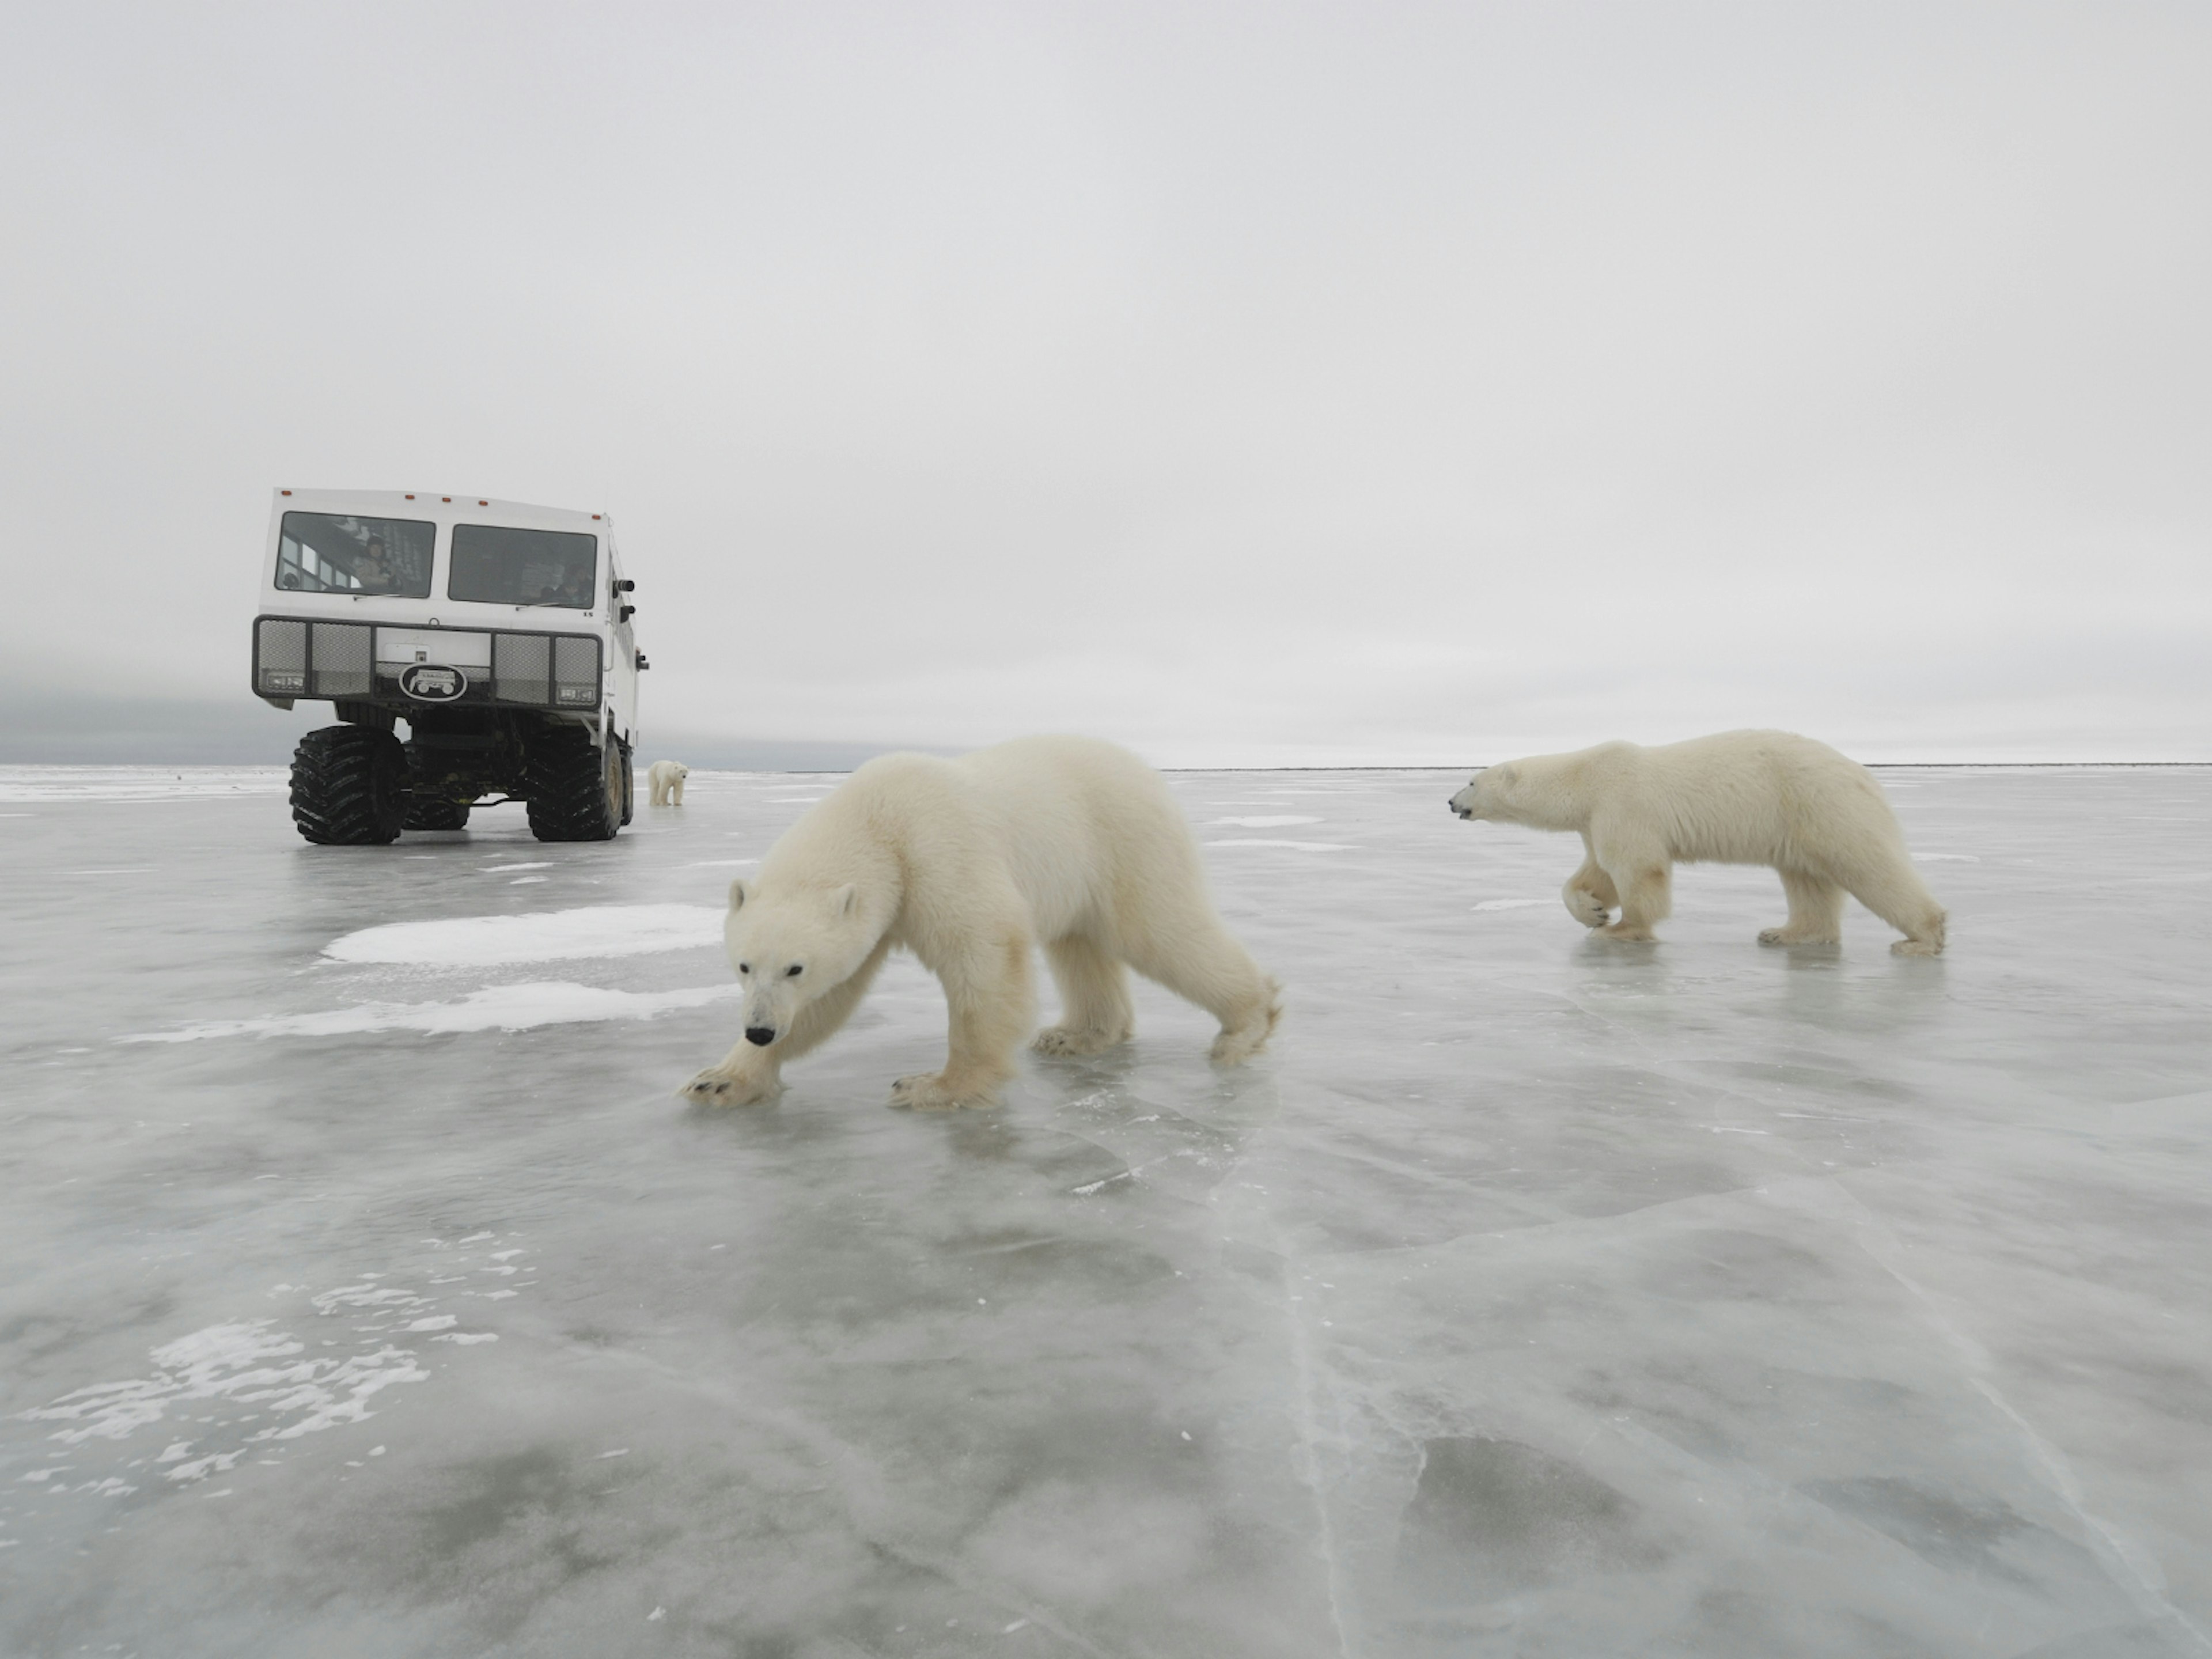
[756,736,1209,942]
[1593,730,1909,869]
[952,735,1207,938]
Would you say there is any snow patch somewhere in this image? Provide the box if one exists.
[323,903,725,966]
[124,979,740,1043]
[1207,815,1323,828]
[1203,839,1355,852]
[0,766,287,802]
[24,1318,429,1461]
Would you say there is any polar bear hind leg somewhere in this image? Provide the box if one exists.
[1835,853,1948,957]
[892,932,1035,1109]
[1033,933,1136,1057]
[1121,923,1279,1065]
[1760,869,1846,946]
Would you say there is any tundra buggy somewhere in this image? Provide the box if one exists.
[251,489,646,844]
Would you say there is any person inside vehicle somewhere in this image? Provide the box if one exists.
[353,537,393,592]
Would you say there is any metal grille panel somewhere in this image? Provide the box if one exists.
[552,635,601,708]
[494,632,551,706]
[256,618,308,695]
[309,622,374,698]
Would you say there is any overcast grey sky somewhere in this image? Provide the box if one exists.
[3,2,2206,764]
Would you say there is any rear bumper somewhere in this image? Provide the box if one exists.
[252,615,603,714]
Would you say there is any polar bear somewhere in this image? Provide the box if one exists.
[678,735,1282,1110]
[647,760,689,806]
[1449,730,1946,955]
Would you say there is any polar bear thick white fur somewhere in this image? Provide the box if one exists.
[678,735,1282,1110]
[1449,730,1946,955]
[647,760,689,806]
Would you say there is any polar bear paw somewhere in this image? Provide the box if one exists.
[1890,938,1944,957]
[677,1067,782,1108]
[1210,985,1282,1066]
[1597,922,1657,943]
[1759,926,1840,946]
[1563,887,1611,929]
[1033,1025,1127,1058]
[889,1071,998,1111]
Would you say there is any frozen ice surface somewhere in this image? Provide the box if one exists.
[2,763,2208,1658]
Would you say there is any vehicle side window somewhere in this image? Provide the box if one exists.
[276,513,434,597]
[448,525,599,609]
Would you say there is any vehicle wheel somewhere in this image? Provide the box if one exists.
[524,725,622,842]
[290,725,410,845]
[619,740,634,827]
[404,796,471,831]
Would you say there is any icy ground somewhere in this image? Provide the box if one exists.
[2,764,2207,1659]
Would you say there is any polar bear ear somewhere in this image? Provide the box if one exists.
[830,883,858,918]
[728,877,750,912]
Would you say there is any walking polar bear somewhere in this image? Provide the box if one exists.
[647,760,689,806]
[679,735,1282,1111]
[1449,730,1946,955]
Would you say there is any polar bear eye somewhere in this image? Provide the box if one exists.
[737,962,751,975]
[785,964,803,977]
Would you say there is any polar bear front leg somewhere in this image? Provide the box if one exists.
[677,1043,785,1107]
[1594,841,1669,942]
[891,933,1033,1109]
[1562,851,1618,929]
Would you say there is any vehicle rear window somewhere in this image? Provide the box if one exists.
[275,513,434,597]
[448,525,599,610]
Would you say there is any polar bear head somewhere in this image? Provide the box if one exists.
[723,877,878,1048]
[1448,764,1524,824]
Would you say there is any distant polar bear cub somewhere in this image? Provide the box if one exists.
[680,735,1282,1111]
[1450,730,1946,955]
[647,760,688,805]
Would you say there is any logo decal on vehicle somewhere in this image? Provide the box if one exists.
[399,663,467,702]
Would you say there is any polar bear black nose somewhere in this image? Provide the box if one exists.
[745,1026,776,1046]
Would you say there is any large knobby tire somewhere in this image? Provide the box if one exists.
[524,726,623,842]
[290,726,410,845]
[404,797,471,831]
[619,741,634,827]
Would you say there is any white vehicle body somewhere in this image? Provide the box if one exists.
[250,488,649,843]
[251,488,639,742]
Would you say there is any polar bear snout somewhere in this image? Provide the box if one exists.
[745,1025,778,1047]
